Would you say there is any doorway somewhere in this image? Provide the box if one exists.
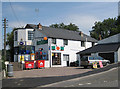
[63,54,69,66]
[52,53,61,65]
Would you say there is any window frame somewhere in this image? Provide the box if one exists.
[63,39,68,45]
[52,38,56,44]
[28,31,34,40]
[14,31,18,41]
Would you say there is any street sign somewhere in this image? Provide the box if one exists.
[19,42,24,45]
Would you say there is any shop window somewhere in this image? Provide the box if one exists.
[14,31,17,41]
[81,41,85,47]
[28,31,34,40]
[63,39,68,45]
[52,38,56,44]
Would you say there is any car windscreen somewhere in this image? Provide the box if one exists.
[89,56,103,60]
[81,56,88,61]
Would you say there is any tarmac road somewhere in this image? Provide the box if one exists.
[39,67,119,87]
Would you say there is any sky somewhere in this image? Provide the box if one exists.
[0,1,118,50]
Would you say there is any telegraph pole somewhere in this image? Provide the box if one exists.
[3,18,8,61]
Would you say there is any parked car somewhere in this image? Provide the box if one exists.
[80,56,110,68]
[70,60,79,67]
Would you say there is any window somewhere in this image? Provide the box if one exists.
[81,41,85,47]
[52,38,56,44]
[28,31,34,40]
[63,54,69,61]
[14,31,17,41]
[92,42,95,47]
[63,39,68,45]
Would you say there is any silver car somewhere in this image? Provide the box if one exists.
[80,56,110,68]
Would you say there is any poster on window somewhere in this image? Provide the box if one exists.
[30,53,35,60]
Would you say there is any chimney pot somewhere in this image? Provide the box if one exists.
[79,31,83,37]
[37,23,42,30]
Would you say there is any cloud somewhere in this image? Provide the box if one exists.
[63,15,100,35]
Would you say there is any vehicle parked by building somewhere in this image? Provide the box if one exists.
[80,56,110,68]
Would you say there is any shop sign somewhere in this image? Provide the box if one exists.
[37,40,48,45]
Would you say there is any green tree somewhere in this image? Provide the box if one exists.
[90,17,119,40]
[50,23,79,31]
[6,28,17,62]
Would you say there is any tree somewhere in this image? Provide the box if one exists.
[6,28,17,62]
[50,23,79,31]
[90,17,119,40]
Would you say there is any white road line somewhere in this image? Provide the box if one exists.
[39,67,118,87]
[86,83,91,85]
[104,81,107,82]
[78,83,84,86]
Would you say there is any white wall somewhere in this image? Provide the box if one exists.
[14,29,34,47]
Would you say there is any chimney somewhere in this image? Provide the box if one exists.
[37,23,42,30]
[79,31,83,37]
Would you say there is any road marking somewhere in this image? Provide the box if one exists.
[17,83,21,86]
[86,83,91,85]
[78,84,84,86]
[39,67,118,87]
[104,81,107,82]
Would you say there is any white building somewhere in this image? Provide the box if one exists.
[14,23,97,67]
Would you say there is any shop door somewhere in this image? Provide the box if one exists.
[63,54,69,66]
[52,53,61,65]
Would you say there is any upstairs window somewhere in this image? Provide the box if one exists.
[81,41,85,47]
[28,31,34,40]
[52,38,56,44]
[14,31,17,41]
[63,39,68,45]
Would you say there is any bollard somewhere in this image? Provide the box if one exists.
[7,64,13,77]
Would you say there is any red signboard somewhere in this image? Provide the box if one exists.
[25,61,34,69]
[99,61,103,68]
[36,60,45,68]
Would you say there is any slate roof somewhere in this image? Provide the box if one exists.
[25,24,97,42]
[76,43,120,54]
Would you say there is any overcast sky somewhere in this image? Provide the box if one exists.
[0,2,118,50]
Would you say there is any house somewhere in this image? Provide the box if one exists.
[14,28,35,62]
[14,23,97,67]
[77,33,120,65]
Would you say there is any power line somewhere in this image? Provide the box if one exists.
[9,0,22,27]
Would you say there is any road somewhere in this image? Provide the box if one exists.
[39,67,119,87]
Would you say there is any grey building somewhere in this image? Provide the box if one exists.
[77,33,120,64]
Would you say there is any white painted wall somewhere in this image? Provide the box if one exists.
[14,29,34,47]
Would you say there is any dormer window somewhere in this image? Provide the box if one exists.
[52,38,56,44]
